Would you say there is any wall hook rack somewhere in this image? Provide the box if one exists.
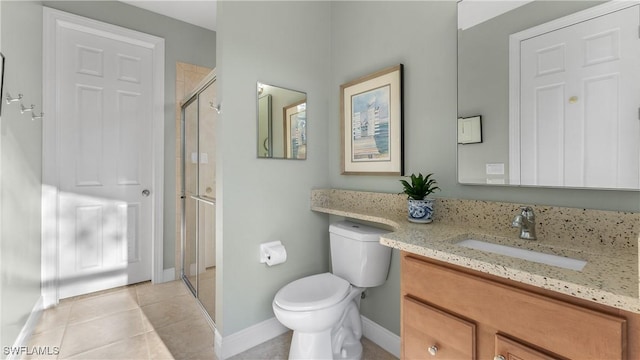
[5,90,44,120]
[209,101,221,114]
[20,103,35,114]
[5,92,22,105]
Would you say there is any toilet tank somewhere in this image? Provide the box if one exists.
[329,221,392,287]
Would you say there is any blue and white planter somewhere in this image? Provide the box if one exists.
[407,198,434,223]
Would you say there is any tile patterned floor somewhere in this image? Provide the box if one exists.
[23,280,397,360]
[23,281,214,360]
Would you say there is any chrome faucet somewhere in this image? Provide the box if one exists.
[512,206,537,240]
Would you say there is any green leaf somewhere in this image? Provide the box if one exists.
[399,172,440,200]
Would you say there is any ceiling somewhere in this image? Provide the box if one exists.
[117,0,217,31]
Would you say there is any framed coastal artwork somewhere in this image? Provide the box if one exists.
[340,64,404,175]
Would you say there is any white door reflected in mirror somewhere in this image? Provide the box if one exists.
[457,0,640,190]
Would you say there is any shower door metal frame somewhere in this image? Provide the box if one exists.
[180,72,217,326]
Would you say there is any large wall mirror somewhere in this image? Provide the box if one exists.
[457,0,640,190]
[257,82,307,159]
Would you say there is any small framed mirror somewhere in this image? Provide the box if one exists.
[257,82,307,159]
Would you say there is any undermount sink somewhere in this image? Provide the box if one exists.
[456,239,587,271]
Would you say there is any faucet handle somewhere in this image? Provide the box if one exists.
[511,214,523,227]
[519,206,535,215]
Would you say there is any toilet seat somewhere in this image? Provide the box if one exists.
[274,273,350,311]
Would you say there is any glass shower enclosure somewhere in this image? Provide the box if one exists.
[181,72,217,325]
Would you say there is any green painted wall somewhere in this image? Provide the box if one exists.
[329,0,459,337]
[216,1,332,336]
[0,2,44,354]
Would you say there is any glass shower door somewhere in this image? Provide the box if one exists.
[181,76,217,325]
[196,81,217,319]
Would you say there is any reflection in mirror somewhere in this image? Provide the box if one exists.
[257,82,307,159]
[258,94,272,157]
[457,1,640,190]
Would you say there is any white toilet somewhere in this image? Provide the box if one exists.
[272,221,392,360]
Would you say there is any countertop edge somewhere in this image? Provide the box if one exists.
[380,237,640,314]
[312,204,640,314]
[310,205,401,230]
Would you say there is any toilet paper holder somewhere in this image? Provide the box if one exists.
[260,241,287,265]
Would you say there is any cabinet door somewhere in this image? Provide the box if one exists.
[495,334,561,360]
[403,296,476,359]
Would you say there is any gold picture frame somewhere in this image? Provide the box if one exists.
[340,64,404,175]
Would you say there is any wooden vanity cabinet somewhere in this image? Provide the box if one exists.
[401,252,637,360]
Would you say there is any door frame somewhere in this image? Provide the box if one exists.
[41,7,165,307]
[507,1,638,184]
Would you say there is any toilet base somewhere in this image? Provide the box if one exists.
[289,329,333,360]
[337,340,362,360]
[331,300,362,359]
[288,330,363,360]
[287,300,363,360]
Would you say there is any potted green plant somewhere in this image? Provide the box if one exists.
[400,173,440,223]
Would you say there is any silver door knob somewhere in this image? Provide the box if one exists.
[494,355,506,360]
[142,189,150,197]
[428,345,438,356]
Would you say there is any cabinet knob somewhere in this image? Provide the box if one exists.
[494,355,506,360]
[428,345,438,356]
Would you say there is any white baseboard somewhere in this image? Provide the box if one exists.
[162,267,176,282]
[7,297,44,360]
[214,329,223,360]
[361,316,401,358]
[216,317,289,359]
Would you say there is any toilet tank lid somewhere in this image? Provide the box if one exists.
[329,221,390,242]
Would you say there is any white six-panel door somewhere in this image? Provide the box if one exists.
[519,5,640,189]
[46,10,162,299]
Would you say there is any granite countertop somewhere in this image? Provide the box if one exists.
[311,189,640,314]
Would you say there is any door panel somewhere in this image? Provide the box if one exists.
[520,5,640,189]
[116,91,144,185]
[119,202,140,263]
[199,81,217,268]
[56,20,154,299]
[197,201,215,319]
[182,98,198,293]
